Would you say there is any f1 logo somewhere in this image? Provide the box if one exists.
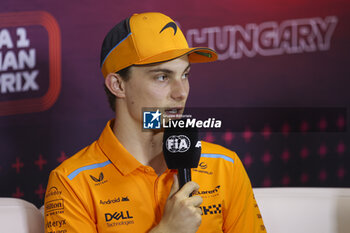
[143,110,161,129]
[0,11,61,116]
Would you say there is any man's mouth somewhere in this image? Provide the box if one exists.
[164,107,184,117]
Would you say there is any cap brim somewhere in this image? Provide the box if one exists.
[133,47,218,65]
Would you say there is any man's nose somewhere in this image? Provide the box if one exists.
[170,79,188,101]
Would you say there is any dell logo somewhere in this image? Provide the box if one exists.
[105,211,133,222]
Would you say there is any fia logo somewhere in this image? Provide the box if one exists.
[143,110,161,129]
[166,135,191,153]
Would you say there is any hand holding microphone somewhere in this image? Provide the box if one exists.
[153,174,202,233]
[150,120,202,233]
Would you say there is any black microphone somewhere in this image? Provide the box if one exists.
[162,120,201,189]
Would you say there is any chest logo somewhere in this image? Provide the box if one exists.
[199,162,207,169]
[90,172,108,186]
[90,172,104,182]
[200,204,222,215]
[160,22,178,35]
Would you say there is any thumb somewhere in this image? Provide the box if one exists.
[168,174,179,198]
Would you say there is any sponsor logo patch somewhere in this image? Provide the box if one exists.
[105,211,133,222]
[199,162,207,169]
[46,219,66,228]
[104,210,135,227]
[90,172,108,186]
[193,168,213,175]
[166,135,191,153]
[99,196,130,205]
[198,185,220,195]
[45,186,62,198]
[46,199,64,213]
[160,22,178,35]
[200,204,222,215]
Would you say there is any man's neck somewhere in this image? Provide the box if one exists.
[112,115,167,175]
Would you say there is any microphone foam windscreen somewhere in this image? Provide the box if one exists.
[162,120,201,169]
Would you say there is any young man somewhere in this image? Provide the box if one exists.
[44,12,266,233]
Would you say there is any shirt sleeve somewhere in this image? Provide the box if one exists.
[44,170,98,233]
[222,154,266,233]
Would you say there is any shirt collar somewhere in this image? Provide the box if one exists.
[97,120,142,175]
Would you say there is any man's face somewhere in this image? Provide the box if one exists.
[122,55,190,122]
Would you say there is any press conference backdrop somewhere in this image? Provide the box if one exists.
[0,0,349,208]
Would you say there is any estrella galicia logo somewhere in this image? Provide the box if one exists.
[160,22,178,35]
[143,110,161,129]
[105,211,133,222]
[199,162,207,169]
[90,172,107,186]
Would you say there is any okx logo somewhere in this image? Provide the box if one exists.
[105,211,133,222]
[143,110,161,129]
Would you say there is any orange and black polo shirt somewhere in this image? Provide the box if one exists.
[44,120,266,233]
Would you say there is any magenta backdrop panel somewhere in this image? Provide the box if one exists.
[0,0,349,207]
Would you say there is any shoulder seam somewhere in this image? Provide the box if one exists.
[201,153,234,164]
[67,160,112,180]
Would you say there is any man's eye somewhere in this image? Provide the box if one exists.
[182,73,190,79]
[156,75,167,81]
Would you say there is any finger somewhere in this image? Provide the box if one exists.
[177,181,200,198]
[168,174,179,198]
[187,195,203,207]
[195,207,202,216]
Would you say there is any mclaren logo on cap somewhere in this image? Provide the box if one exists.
[160,22,178,35]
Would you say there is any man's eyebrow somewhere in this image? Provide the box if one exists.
[147,64,191,74]
[184,64,191,72]
[147,68,174,74]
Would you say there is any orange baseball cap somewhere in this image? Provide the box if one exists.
[100,12,218,78]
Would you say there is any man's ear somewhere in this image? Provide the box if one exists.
[105,73,126,98]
